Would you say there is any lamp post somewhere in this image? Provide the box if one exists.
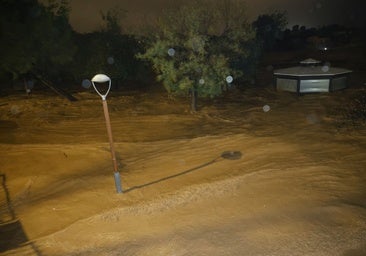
[91,74,123,193]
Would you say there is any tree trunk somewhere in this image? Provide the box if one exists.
[191,87,198,112]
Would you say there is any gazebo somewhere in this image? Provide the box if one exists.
[273,59,352,93]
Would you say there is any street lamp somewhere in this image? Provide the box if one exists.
[91,74,123,193]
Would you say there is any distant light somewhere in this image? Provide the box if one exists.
[323,47,328,51]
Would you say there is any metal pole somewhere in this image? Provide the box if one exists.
[91,74,123,194]
[102,99,118,172]
[101,99,123,193]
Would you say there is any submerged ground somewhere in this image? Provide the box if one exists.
[0,48,366,255]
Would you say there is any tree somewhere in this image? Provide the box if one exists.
[0,0,76,82]
[71,8,146,88]
[252,11,287,51]
[138,0,256,112]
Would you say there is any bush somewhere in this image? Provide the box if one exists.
[138,0,257,111]
[337,90,366,127]
[346,91,366,122]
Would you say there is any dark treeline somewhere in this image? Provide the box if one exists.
[0,0,150,91]
[277,24,366,51]
[0,0,364,94]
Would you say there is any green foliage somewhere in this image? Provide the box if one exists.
[138,0,256,103]
[0,0,76,80]
[252,11,287,51]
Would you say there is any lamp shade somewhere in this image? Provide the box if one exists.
[91,74,111,83]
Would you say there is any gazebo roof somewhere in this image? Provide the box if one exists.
[300,58,321,65]
[273,65,352,77]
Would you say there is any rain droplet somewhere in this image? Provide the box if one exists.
[82,79,92,89]
[321,65,329,72]
[199,78,205,84]
[168,48,175,56]
[10,105,21,115]
[107,56,115,65]
[263,105,270,112]
[306,113,320,124]
[266,65,273,71]
[226,75,233,84]
[26,80,34,89]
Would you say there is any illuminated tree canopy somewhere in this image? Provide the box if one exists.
[138,0,257,111]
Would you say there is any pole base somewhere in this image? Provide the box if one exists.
[114,172,123,193]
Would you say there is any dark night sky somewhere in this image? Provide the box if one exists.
[65,0,366,33]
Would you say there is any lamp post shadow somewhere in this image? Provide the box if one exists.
[0,174,42,255]
[124,151,242,193]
